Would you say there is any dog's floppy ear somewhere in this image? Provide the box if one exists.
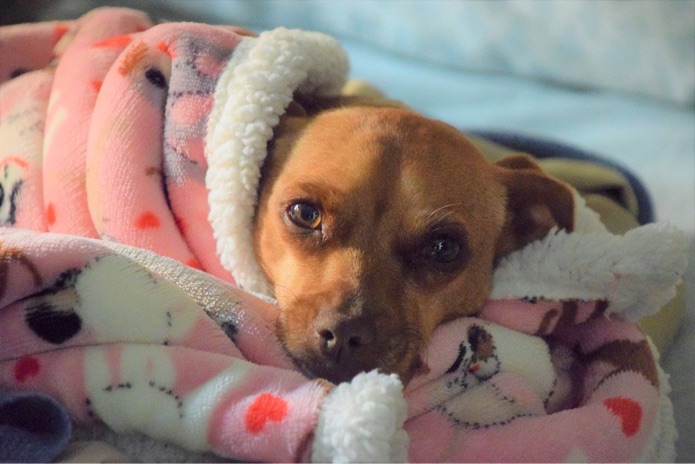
[494,153,575,259]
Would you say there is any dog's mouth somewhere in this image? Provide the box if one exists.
[283,331,424,385]
[291,354,373,385]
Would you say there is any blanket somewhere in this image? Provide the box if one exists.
[0,223,687,462]
[0,7,689,462]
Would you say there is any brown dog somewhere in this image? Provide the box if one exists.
[253,99,574,384]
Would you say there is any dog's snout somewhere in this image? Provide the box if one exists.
[313,312,375,363]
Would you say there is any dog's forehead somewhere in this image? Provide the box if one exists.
[298,107,490,169]
[284,107,504,221]
[395,165,504,236]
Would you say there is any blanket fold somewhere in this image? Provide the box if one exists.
[0,7,688,463]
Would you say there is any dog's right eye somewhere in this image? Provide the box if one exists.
[422,236,461,264]
[405,229,470,276]
[286,202,322,230]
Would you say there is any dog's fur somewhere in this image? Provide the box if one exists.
[253,98,574,384]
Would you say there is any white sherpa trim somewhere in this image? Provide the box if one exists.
[571,189,608,233]
[206,28,348,297]
[312,370,409,463]
[491,222,688,319]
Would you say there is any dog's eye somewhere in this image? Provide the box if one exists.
[421,236,461,264]
[287,202,322,230]
[405,231,469,277]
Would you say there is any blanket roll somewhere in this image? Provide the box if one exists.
[1,6,349,289]
[43,7,153,238]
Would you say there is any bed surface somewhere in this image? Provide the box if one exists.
[3,0,694,460]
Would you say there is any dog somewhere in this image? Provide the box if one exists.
[253,97,575,384]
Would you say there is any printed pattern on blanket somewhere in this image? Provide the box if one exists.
[0,7,687,463]
[0,226,685,462]
[42,8,153,238]
[399,292,673,462]
[0,228,330,462]
[1,7,241,281]
[0,7,347,290]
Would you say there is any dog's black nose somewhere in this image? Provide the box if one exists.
[313,312,375,363]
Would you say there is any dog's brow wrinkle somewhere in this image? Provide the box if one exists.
[288,181,331,199]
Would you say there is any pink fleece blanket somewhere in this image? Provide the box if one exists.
[0,7,688,462]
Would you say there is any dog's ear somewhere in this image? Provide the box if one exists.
[494,153,575,259]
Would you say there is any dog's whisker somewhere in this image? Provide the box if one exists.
[425,202,462,227]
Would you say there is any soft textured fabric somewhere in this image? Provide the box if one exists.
[55,440,130,463]
[0,7,347,288]
[0,221,686,462]
[0,7,689,462]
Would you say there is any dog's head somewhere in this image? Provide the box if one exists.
[253,102,573,384]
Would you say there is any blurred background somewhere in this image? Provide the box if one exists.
[2,0,693,231]
[2,0,694,460]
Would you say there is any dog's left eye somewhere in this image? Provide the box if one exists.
[287,202,322,230]
[422,236,461,264]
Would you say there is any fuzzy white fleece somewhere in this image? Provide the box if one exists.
[491,220,688,320]
[206,28,348,297]
[488,190,688,320]
[312,370,409,463]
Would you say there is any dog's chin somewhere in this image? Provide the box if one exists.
[292,356,372,385]
[287,348,423,386]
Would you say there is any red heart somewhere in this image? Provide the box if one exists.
[604,397,642,437]
[14,356,40,383]
[245,393,289,435]
[134,211,161,230]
